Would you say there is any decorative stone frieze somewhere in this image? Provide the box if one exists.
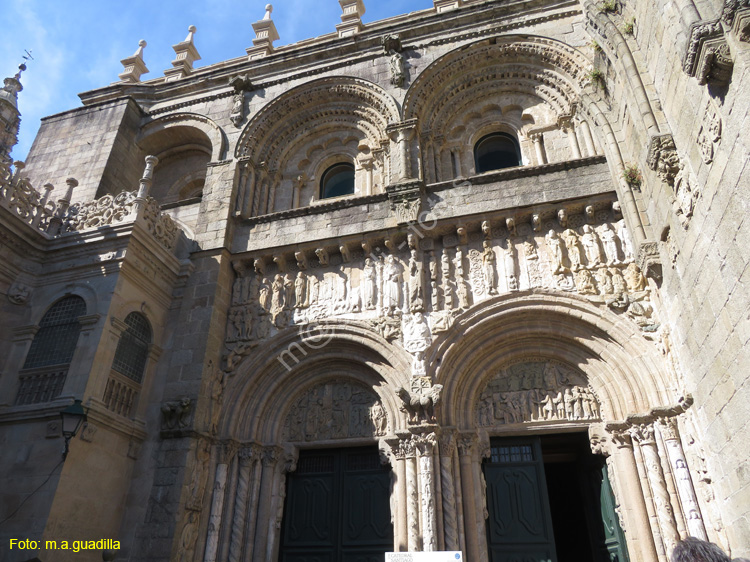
[683,20,734,86]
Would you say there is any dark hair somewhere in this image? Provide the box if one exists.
[671,538,731,562]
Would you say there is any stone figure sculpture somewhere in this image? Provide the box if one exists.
[581,225,604,266]
[363,257,377,309]
[546,230,566,274]
[482,240,499,295]
[397,378,443,424]
[383,255,402,315]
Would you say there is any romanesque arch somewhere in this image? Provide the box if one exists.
[138,113,226,163]
[234,77,401,216]
[429,291,676,427]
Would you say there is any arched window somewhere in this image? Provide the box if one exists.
[112,312,152,384]
[23,296,87,369]
[320,163,355,199]
[16,296,87,405]
[474,133,522,173]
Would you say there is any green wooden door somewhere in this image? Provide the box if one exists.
[280,447,393,562]
[583,462,629,562]
[484,439,557,562]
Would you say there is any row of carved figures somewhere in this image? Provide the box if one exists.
[477,385,602,426]
[226,221,645,344]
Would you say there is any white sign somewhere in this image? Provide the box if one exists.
[386,553,463,562]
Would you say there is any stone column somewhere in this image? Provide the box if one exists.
[631,424,681,558]
[608,427,660,562]
[577,119,597,157]
[236,160,253,217]
[439,431,460,551]
[457,434,481,562]
[659,418,708,540]
[385,437,409,551]
[204,443,237,562]
[266,450,297,562]
[404,437,420,551]
[416,433,438,551]
[254,446,282,562]
[228,445,260,562]
[560,118,582,160]
[530,133,547,165]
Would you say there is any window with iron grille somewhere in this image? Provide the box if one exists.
[23,296,87,369]
[112,312,152,383]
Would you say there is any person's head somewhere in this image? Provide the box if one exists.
[671,537,731,562]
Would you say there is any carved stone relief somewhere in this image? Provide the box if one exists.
[7,281,31,305]
[477,360,602,426]
[283,380,388,441]
[224,204,660,370]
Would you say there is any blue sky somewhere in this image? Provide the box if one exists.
[1,0,434,161]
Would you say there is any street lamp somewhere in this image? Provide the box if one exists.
[60,399,87,460]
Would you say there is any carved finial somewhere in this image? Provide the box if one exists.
[165,26,201,81]
[248,3,280,60]
[337,0,366,37]
[119,40,149,83]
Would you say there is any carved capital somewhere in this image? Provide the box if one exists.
[658,417,681,441]
[630,423,657,445]
[262,445,283,467]
[414,432,438,456]
[457,433,478,456]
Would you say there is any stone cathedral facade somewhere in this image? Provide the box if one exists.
[1,1,749,561]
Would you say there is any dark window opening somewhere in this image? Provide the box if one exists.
[320,163,355,199]
[474,132,522,173]
[23,296,87,369]
[112,312,152,383]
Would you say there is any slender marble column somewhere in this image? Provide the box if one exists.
[577,119,597,156]
[228,446,259,562]
[416,433,438,551]
[439,431,460,551]
[457,434,480,562]
[405,438,420,551]
[659,418,708,540]
[530,133,547,165]
[560,118,582,159]
[631,424,681,557]
[609,428,660,562]
[204,443,236,562]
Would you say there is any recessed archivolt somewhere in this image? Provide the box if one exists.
[427,291,676,427]
[138,112,226,162]
[404,35,593,135]
[219,320,411,441]
[235,77,400,165]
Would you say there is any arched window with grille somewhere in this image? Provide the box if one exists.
[104,312,152,417]
[15,296,87,405]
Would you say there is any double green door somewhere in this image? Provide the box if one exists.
[484,435,629,562]
[280,447,393,562]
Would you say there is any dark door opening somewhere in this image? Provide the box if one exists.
[280,446,393,562]
[485,434,629,562]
